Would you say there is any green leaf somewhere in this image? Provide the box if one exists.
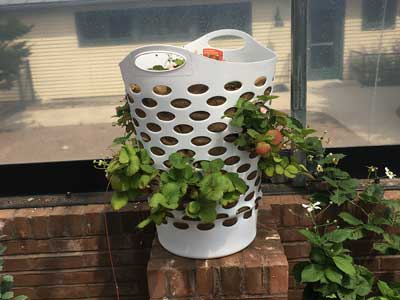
[187,201,201,214]
[119,147,130,164]
[377,280,395,297]
[325,267,343,285]
[14,296,28,300]
[126,154,140,176]
[111,192,128,210]
[333,256,356,276]
[292,261,309,283]
[1,292,14,300]
[264,165,275,177]
[310,247,326,264]
[209,159,224,172]
[298,229,321,245]
[275,164,284,175]
[138,175,151,189]
[324,229,353,243]
[301,264,325,283]
[198,201,217,223]
[339,212,364,226]
[225,173,247,194]
[149,193,166,208]
[363,224,384,234]
[230,114,244,127]
[169,153,188,169]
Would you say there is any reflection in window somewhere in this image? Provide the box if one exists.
[75,2,252,46]
[362,0,397,30]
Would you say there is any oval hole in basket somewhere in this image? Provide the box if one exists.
[217,213,229,219]
[237,163,251,173]
[153,85,172,95]
[224,81,242,91]
[236,206,251,215]
[142,98,157,108]
[249,151,258,159]
[171,98,191,109]
[197,223,215,231]
[191,136,211,146]
[163,160,171,168]
[129,83,141,93]
[208,147,227,156]
[222,200,238,209]
[173,222,189,230]
[177,149,195,157]
[126,94,134,103]
[208,35,245,49]
[255,76,267,87]
[244,191,255,202]
[135,108,146,118]
[190,111,210,121]
[188,84,209,94]
[224,133,239,143]
[150,147,165,156]
[160,136,178,145]
[264,86,272,96]
[140,132,151,142]
[132,118,139,127]
[255,196,262,210]
[247,170,258,180]
[240,92,255,101]
[255,176,261,186]
[223,217,238,227]
[243,209,253,219]
[207,96,226,106]
[224,107,237,118]
[174,124,193,134]
[207,122,227,133]
[157,111,175,121]
[147,123,161,132]
[224,156,240,165]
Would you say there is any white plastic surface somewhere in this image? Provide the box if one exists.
[119,29,276,258]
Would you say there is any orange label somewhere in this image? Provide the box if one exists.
[203,48,224,61]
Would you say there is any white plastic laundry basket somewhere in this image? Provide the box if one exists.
[120,29,277,258]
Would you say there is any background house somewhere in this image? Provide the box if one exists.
[1,0,398,103]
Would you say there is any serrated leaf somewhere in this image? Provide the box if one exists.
[169,153,188,169]
[119,147,130,164]
[264,166,275,177]
[126,154,140,176]
[301,264,325,283]
[339,212,363,226]
[187,201,201,214]
[138,175,151,189]
[333,256,356,276]
[209,159,224,172]
[111,192,128,210]
[225,173,247,194]
[299,229,321,245]
[199,201,217,223]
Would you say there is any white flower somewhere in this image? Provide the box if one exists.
[302,201,322,213]
[307,155,314,161]
[385,167,397,179]
[316,164,324,173]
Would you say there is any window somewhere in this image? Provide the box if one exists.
[75,2,252,46]
[362,0,397,30]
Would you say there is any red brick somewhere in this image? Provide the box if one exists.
[283,242,311,259]
[380,256,400,271]
[243,248,267,294]
[288,289,303,300]
[219,254,242,296]
[354,257,380,271]
[14,209,33,239]
[0,209,16,239]
[29,208,50,239]
[168,257,195,297]
[195,260,214,296]
[147,258,169,299]
[267,254,289,294]
[278,228,306,243]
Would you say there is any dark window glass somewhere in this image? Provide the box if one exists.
[75,2,252,46]
[362,0,397,30]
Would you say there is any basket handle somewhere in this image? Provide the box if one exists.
[184,29,261,51]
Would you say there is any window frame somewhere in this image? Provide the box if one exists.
[362,0,398,31]
[1,0,400,197]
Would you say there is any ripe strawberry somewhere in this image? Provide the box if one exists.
[267,129,283,146]
[255,142,272,156]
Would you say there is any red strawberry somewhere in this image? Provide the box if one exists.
[267,129,283,146]
[255,142,272,156]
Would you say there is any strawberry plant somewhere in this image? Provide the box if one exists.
[137,153,247,228]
